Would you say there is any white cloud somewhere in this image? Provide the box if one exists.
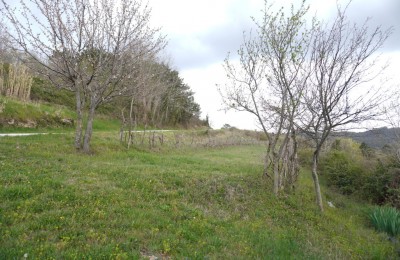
[149,0,400,129]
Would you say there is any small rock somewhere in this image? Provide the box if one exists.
[61,118,74,126]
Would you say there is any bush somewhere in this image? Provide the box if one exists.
[362,161,390,204]
[320,138,400,208]
[387,167,400,208]
[321,150,364,195]
[369,206,400,237]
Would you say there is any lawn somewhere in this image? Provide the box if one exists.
[0,131,397,259]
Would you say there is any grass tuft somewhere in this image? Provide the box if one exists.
[369,206,400,237]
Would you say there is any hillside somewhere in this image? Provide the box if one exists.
[0,130,398,258]
[0,96,120,132]
[333,127,399,148]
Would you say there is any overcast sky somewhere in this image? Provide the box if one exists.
[149,0,399,129]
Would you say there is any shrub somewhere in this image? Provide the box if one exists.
[362,161,390,204]
[320,138,400,208]
[369,206,400,237]
[360,142,374,158]
[361,163,400,208]
[321,150,364,195]
[386,167,400,209]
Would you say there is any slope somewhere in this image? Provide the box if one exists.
[0,131,396,258]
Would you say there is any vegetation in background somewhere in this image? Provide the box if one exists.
[1,71,205,134]
[320,138,400,208]
[118,62,206,144]
[120,128,264,151]
[0,63,32,101]
[30,77,76,110]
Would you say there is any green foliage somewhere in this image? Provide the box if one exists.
[321,150,364,195]
[320,138,400,208]
[360,142,374,158]
[385,167,400,208]
[150,65,202,127]
[362,161,391,204]
[369,206,400,237]
[95,62,206,129]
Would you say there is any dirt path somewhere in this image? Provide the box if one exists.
[0,133,49,137]
[0,130,178,137]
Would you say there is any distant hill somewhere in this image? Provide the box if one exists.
[332,127,400,148]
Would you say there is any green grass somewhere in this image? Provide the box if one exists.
[0,132,397,259]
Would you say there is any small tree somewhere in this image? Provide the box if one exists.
[220,1,313,194]
[1,0,165,152]
[299,3,392,211]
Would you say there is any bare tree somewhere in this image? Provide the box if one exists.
[220,1,313,194]
[121,55,169,148]
[0,20,13,63]
[0,63,32,100]
[0,0,165,152]
[299,3,392,211]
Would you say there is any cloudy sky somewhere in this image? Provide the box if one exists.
[148,0,400,129]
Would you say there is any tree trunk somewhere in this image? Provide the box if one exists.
[273,153,280,195]
[127,96,135,149]
[83,100,96,153]
[75,89,84,150]
[263,149,272,178]
[288,130,299,191]
[119,108,125,143]
[312,151,324,212]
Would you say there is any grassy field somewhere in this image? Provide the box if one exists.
[0,131,397,259]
